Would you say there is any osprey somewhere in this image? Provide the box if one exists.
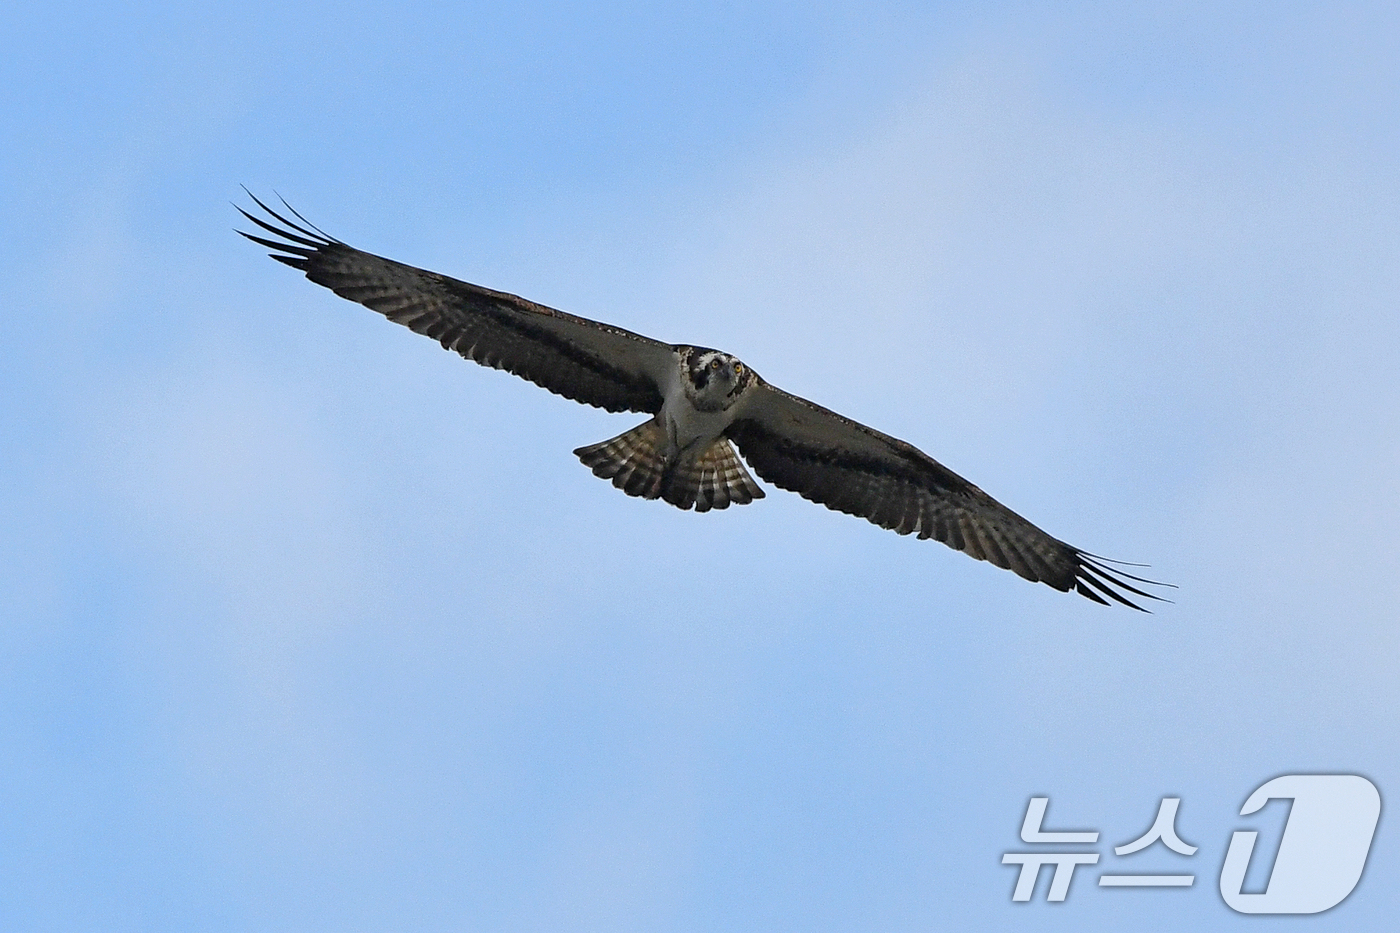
[238,193,1166,610]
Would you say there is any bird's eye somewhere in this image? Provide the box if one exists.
[710,359,721,370]
[734,362,743,373]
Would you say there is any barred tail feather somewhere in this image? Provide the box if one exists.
[575,420,668,500]
[573,420,765,512]
[661,437,765,512]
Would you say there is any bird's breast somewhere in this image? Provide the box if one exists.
[659,395,734,458]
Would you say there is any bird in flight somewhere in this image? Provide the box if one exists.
[238,193,1167,609]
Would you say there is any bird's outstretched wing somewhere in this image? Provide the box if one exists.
[237,192,673,414]
[728,381,1166,609]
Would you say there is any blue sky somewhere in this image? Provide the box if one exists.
[3,1,1398,930]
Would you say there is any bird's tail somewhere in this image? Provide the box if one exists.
[574,419,765,512]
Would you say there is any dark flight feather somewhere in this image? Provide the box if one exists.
[728,382,1167,609]
[238,192,671,415]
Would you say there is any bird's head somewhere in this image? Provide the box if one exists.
[683,347,753,411]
